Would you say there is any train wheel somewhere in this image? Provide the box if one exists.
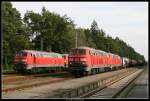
[32,68,36,74]
[96,68,99,74]
[91,69,94,75]
[74,74,79,78]
[104,68,107,72]
[26,69,32,74]
[98,68,101,73]
[95,68,97,74]
[105,67,109,72]
[83,71,88,76]
[92,69,96,74]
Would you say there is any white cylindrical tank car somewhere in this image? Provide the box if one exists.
[122,57,130,68]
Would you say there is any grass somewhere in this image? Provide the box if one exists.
[2,65,15,74]
[2,69,15,74]
[143,66,148,74]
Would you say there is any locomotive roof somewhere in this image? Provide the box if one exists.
[74,47,106,52]
[62,54,69,56]
[22,50,62,56]
[72,47,121,58]
[75,47,109,56]
[73,46,94,50]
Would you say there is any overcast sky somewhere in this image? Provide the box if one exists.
[11,2,148,61]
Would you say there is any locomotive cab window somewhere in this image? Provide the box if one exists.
[70,49,86,55]
[18,51,27,57]
[70,50,76,55]
[78,49,86,55]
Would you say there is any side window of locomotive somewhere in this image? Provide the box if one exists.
[92,51,95,55]
[44,54,46,57]
[49,54,52,58]
[97,52,99,56]
[46,54,48,58]
[51,54,54,58]
[70,49,75,55]
[89,51,91,55]
[78,49,86,55]
[53,55,56,58]
[95,51,97,56]
[94,52,96,55]
[90,51,92,55]
[55,55,58,58]
[37,53,40,57]
[49,54,51,58]
[40,54,43,57]
[19,51,27,57]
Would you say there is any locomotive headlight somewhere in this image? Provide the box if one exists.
[21,59,27,62]
[82,62,85,64]
[80,58,87,61]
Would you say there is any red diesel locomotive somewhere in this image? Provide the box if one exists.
[14,50,66,73]
[68,47,123,76]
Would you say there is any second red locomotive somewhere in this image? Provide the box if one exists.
[68,47,123,76]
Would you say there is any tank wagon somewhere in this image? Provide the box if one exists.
[137,60,145,66]
[128,59,137,67]
[122,57,130,68]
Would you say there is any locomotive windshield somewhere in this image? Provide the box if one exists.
[70,49,86,55]
[17,51,27,57]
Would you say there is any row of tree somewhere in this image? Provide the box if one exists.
[2,2,145,70]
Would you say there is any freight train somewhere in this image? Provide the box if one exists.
[14,47,144,74]
[68,47,144,76]
[14,50,68,73]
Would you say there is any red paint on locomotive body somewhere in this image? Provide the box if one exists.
[14,50,65,72]
[68,47,123,75]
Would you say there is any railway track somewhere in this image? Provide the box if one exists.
[2,72,69,83]
[50,68,143,98]
[80,69,144,98]
[2,72,73,92]
[3,68,142,98]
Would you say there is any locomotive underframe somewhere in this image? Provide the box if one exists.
[14,62,66,73]
[69,63,122,76]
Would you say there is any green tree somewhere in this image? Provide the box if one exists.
[24,7,75,53]
[2,2,30,70]
[76,28,88,47]
[84,29,96,48]
[90,20,106,50]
